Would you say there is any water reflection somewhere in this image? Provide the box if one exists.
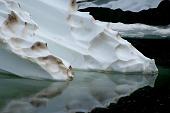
[0,71,157,113]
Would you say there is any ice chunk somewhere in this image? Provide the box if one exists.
[17,0,158,74]
[0,0,73,81]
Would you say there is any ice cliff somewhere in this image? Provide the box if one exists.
[0,0,158,81]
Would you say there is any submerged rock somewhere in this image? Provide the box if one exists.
[17,0,158,74]
[0,0,73,81]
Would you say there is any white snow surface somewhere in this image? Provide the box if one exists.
[0,0,158,80]
[16,0,158,74]
[77,0,161,12]
[0,0,73,81]
[110,23,170,38]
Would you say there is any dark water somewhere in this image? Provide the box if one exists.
[155,66,170,88]
[88,66,170,113]
[0,68,165,113]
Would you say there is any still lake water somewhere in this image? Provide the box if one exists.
[0,67,169,113]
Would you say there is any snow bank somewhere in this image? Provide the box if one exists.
[78,0,161,12]
[110,23,170,38]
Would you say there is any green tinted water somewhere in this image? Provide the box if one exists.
[0,67,168,113]
[155,66,170,88]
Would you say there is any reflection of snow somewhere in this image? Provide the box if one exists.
[1,71,157,113]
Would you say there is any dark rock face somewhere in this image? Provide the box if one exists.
[76,86,170,113]
[79,0,170,26]
[124,38,170,67]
